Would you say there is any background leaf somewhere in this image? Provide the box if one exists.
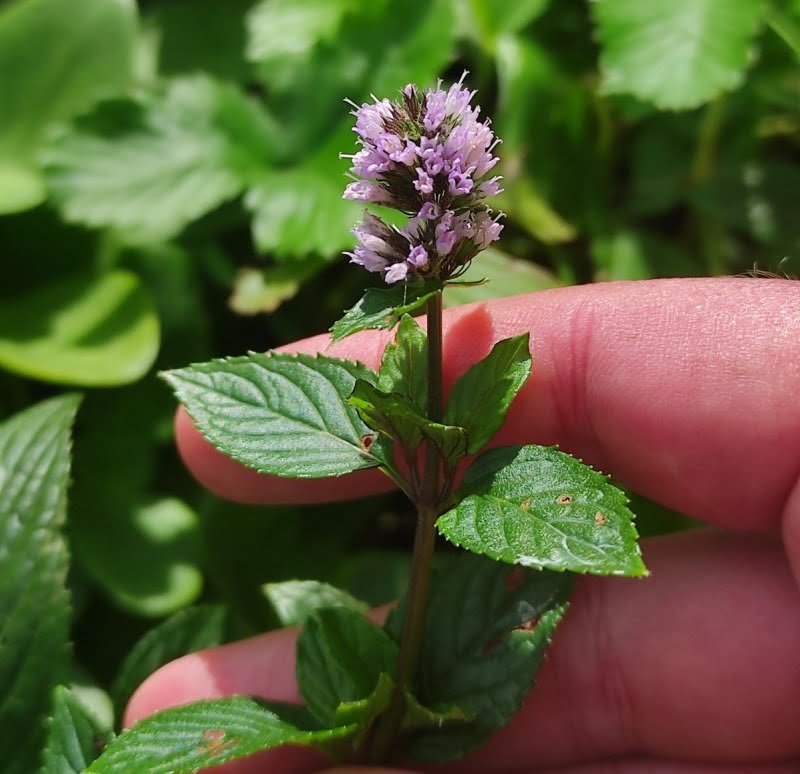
[162,352,384,478]
[592,0,767,109]
[296,607,398,727]
[0,395,80,774]
[44,75,274,242]
[264,580,368,627]
[111,605,226,716]
[0,270,159,387]
[0,0,136,213]
[71,496,204,618]
[438,445,647,576]
[443,249,562,307]
[42,686,114,774]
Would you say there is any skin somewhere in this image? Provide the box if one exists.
[126,278,800,773]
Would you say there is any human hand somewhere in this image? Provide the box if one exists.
[127,277,800,773]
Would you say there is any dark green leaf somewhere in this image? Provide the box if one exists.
[263,580,368,627]
[72,496,204,618]
[111,606,226,716]
[592,0,766,109]
[333,552,410,607]
[296,607,398,727]
[154,0,253,81]
[44,75,274,241]
[0,270,159,387]
[438,445,647,576]
[0,0,135,213]
[377,315,427,410]
[0,395,80,773]
[87,697,355,773]
[443,334,531,454]
[331,281,442,342]
[42,686,113,774]
[386,554,571,761]
[349,380,467,464]
[161,352,384,478]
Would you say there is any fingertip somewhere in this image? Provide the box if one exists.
[174,406,393,505]
[124,650,216,728]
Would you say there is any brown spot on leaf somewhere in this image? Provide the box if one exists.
[520,498,531,510]
[556,493,572,505]
[198,729,238,757]
[360,433,375,451]
[595,511,607,526]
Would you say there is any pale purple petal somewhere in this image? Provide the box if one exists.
[407,245,429,268]
[385,262,409,283]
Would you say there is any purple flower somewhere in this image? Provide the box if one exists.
[407,245,429,268]
[343,72,503,284]
[418,202,440,219]
[385,262,409,283]
[343,180,390,203]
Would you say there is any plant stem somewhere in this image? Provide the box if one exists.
[364,291,444,761]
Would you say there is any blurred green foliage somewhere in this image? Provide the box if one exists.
[0,0,797,743]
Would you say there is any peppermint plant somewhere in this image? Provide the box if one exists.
[89,76,645,771]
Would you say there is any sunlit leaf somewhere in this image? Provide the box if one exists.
[0,270,159,387]
[592,0,767,109]
[0,0,136,213]
[438,445,647,576]
[0,395,80,773]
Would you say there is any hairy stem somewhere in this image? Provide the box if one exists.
[365,291,444,761]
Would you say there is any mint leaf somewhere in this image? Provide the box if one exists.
[263,580,368,627]
[0,270,159,387]
[592,0,766,110]
[438,445,646,576]
[42,686,113,773]
[349,380,467,464]
[0,395,80,773]
[0,0,135,213]
[331,281,442,342]
[377,315,427,410]
[111,606,226,716]
[333,671,394,728]
[296,607,398,727]
[87,697,355,773]
[386,554,570,761]
[444,334,532,454]
[386,554,572,761]
[161,352,385,478]
[44,75,273,242]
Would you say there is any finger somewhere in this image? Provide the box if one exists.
[127,530,800,769]
[176,277,800,530]
[537,762,800,774]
